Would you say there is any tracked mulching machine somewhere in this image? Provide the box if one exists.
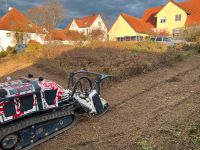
[0,70,111,150]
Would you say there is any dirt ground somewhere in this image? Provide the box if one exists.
[1,54,200,150]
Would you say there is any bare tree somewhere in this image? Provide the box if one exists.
[27,0,66,58]
[27,0,65,32]
[88,29,105,41]
[65,30,86,45]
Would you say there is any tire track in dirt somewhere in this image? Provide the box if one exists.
[66,65,200,149]
[68,58,200,149]
[111,65,200,109]
[32,55,200,150]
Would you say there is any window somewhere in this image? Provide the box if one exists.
[72,24,76,27]
[19,95,34,112]
[160,17,166,23]
[175,14,181,22]
[131,36,137,41]
[125,36,131,41]
[156,37,162,41]
[116,36,143,42]
[163,37,171,42]
[98,22,101,27]
[44,90,57,106]
[6,33,11,37]
[3,99,16,117]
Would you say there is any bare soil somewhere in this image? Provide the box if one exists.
[1,54,200,150]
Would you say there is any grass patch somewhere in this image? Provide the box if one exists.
[188,120,200,148]
[136,139,156,150]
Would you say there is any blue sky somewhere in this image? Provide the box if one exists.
[0,0,185,28]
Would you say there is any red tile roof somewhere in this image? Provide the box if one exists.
[120,13,151,34]
[66,14,99,30]
[179,0,200,26]
[0,8,43,33]
[50,30,69,41]
[50,29,86,41]
[168,0,191,14]
[142,6,162,28]
[142,0,200,27]
[65,21,73,30]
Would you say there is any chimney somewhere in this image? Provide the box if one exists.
[8,7,13,12]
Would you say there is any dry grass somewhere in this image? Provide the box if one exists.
[0,41,196,81]
[87,41,167,53]
[34,42,194,81]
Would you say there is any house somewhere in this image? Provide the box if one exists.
[108,13,151,41]
[65,14,108,40]
[0,7,46,51]
[143,0,200,35]
[49,29,75,45]
[109,0,200,41]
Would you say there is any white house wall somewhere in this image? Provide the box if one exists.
[0,30,16,50]
[24,33,45,45]
[90,15,107,33]
[69,20,81,32]
[0,30,45,51]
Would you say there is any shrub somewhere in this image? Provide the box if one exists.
[35,44,184,82]
[130,41,167,53]
[6,46,16,55]
[150,29,170,37]
[182,26,200,42]
[0,51,7,58]
[175,51,191,61]
[88,29,105,41]
[26,43,43,52]
[195,42,200,53]
[86,41,167,53]
[65,30,86,45]
[170,43,190,51]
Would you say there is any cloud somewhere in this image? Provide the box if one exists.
[0,0,186,28]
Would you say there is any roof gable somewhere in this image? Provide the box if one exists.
[66,14,99,30]
[156,0,190,17]
[0,8,43,33]
[142,0,200,27]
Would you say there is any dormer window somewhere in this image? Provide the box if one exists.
[72,24,76,27]
[98,22,101,27]
[175,14,181,22]
[6,33,11,37]
[160,16,166,23]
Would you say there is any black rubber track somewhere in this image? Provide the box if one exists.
[0,107,76,150]
[21,115,77,150]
